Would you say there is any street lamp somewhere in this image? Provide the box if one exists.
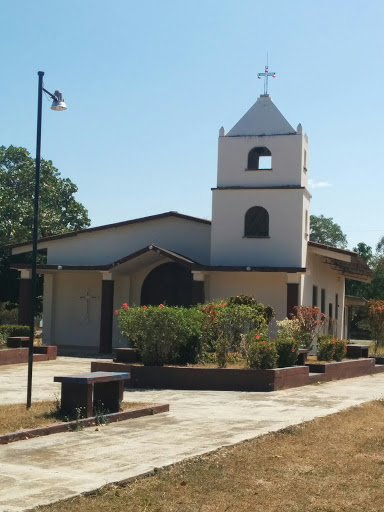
[27,71,67,409]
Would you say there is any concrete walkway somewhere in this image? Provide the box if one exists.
[1,357,384,512]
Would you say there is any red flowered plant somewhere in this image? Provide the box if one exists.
[241,330,278,369]
[317,335,347,362]
[274,337,300,368]
[290,306,328,350]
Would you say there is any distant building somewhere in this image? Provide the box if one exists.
[10,94,371,352]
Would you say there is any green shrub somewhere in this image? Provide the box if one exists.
[275,337,300,368]
[0,302,19,325]
[332,338,347,362]
[0,325,30,344]
[117,304,203,366]
[317,335,346,362]
[228,295,275,324]
[317,335,334,361]
[200,298,272,367]
[242,330,278,369]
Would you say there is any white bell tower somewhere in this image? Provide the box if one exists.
[210,93,311,268]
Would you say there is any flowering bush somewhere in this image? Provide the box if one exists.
[290,306,328,350]
[277,318,301,339]
[117,304,203,366]
[200,298,270,367]
[241,330,278,369]
[317,335,334,361]
[317,335,347,362]
[333,338,347,362]
[274,337,300,368]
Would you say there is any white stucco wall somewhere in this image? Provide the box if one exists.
[15,216,211,267]
[207,272,287,321]
[210,188,307,267]
[302,252,346,337]
[217,133,308,188]
[48,272,102,348]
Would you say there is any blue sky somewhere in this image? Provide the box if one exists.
[1,0,383,251]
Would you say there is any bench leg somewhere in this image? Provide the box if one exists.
[93,380,124,413]
[61,383,93,418]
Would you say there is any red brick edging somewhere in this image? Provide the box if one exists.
[0,346,57,366]
[0,403,169,445]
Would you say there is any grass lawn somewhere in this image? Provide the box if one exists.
[32,399,384,512]
[0,401,150,435]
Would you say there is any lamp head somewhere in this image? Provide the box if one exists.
[51,90,67,111]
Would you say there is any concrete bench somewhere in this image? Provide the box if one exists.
[346,344,369,359]
[54,371,130,417]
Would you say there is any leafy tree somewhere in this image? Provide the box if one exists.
[353,242,373,265]
[0,145,90,303]
[376,236,384,256]
[0,145,90,246]
[309,214,348,248]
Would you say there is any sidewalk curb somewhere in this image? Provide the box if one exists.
[0,403,169,445]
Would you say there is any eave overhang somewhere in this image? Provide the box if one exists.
[308,241,372,282]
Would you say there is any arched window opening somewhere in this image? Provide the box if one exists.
[247,147,272,170]
[244,206,269,237]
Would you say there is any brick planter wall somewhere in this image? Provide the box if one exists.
[91,361,310,392]
[306,358,380,379]
[0,346,57,366]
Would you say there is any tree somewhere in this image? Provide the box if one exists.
[376,236,384,256]
[309,215,348,248]
[0,145,91,303]
[353,242,373,265]
[0,145,90,246]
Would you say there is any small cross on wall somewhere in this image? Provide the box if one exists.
[80,290,97,323]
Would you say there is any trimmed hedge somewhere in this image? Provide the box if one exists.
[317,335,347,362]
[275,337,300,368]
[117,305,203,366]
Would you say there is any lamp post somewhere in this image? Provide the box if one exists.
[27,71,67,409]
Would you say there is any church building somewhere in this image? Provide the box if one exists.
[10,93,371,352]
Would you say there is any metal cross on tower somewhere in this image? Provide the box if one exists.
[257,64,276,95]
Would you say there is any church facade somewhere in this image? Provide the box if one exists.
[10,94,371,352]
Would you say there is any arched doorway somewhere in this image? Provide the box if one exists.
[141,262,200,307]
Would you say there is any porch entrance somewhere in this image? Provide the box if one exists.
[141,262,203,307]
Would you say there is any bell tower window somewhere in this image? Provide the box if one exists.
[244,206,269,237]
[247,147,272,170]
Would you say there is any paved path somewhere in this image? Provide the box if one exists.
[1,357,384,511]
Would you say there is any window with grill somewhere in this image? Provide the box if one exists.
[244,207,269,237]
[247,147,272,170]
